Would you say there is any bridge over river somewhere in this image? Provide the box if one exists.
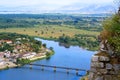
[0,38,95,80]
[27,63,89,76]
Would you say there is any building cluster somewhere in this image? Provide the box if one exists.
[0,38,50,68]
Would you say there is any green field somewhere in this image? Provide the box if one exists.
[0,14,106,50]
[0,25,99,38]
[0,25,100,50]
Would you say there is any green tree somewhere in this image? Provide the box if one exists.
[43,43,46,48]
[49,47,53,51]
[31,44,39,52]
[0,43,14,52]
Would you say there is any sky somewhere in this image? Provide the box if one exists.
[0,0,114,8]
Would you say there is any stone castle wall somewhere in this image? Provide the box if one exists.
[88,54,120,80]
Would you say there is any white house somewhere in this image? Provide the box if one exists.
[31,52,36,55]
[4,40,12,44]
[22,52,36,59]
[4,51,11,58]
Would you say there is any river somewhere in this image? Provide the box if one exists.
[0,38,95,80]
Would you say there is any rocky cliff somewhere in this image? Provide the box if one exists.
[88,7,120,80]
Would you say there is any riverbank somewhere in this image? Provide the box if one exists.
[0,51,54,70]
[0,61,17,70]
[23,51,55,64]
[0,33,55,70]
[35,37,98,51]
[0,24,100,51]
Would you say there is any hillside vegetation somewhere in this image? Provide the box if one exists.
[0,14,108,50]
[100,12,120,55]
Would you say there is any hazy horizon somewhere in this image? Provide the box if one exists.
[0,0,117,14]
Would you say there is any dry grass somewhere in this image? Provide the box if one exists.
[110,57,120,64]
[0,25,99,39]
[95,51,110,57]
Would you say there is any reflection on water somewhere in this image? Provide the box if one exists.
[59,42,70,48]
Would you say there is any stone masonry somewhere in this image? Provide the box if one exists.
[88,55,120,80]
[88,8,120,80]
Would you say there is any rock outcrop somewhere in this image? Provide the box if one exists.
[88,35,120,80]
[88,54,120,80]
[81,7,120,80]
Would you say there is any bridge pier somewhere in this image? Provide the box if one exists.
[76,69,78,75]
[41,65,44,71]
[30,65,32,69]
[54,67,56,72]
[66,69,69,74]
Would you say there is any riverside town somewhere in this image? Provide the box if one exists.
[0,33,54,70]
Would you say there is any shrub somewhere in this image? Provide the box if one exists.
[100,13,120,56]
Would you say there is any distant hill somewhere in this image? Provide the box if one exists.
[0,3,117,14]
[54,3,117,14]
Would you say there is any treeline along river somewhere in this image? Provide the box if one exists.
[0,38,95,80]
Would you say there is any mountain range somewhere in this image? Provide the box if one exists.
[0,3,117,14]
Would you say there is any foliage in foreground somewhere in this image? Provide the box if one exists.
[100,13,120,55]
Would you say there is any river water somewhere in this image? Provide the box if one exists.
[0,38,95,80]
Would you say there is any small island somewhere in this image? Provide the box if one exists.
[0,33,54,70]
